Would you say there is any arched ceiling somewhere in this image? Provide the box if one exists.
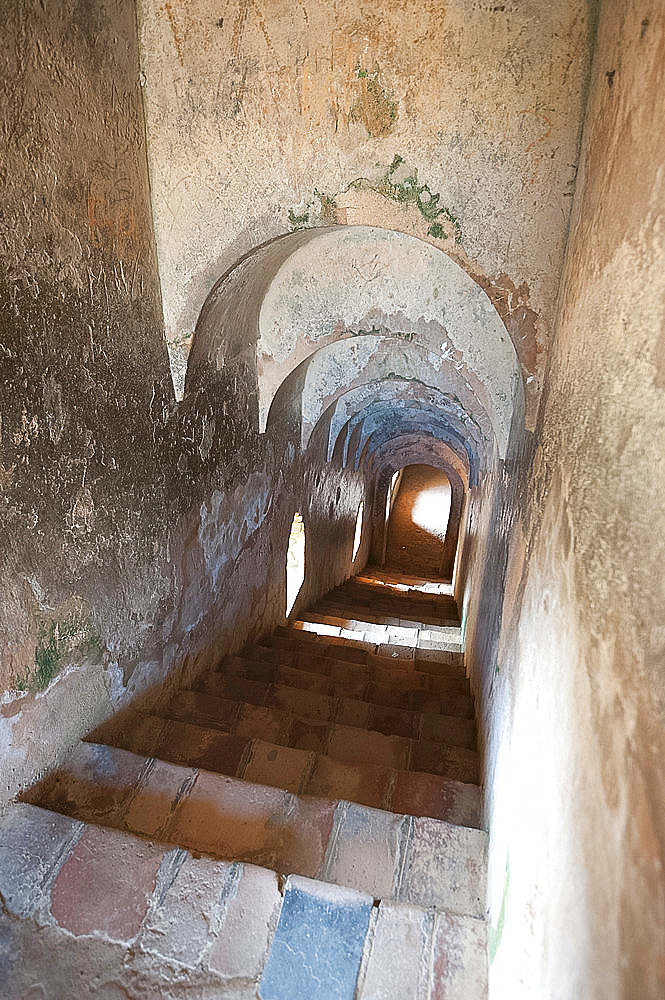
[319,378,480,464]
[361,435,470,491]
[325,395,477,481]
[189,224,523,492]
[257,227,521,454]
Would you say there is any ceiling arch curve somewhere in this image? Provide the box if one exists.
[326,394,478,478]
[353,410,480,484]
[189,225,523,464]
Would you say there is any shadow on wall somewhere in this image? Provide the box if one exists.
[385,465,453,579]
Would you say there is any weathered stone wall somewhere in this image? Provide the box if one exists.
[137,0,594,421]
[474,2,665,995]
[0,1,368,804]
[0,0,173,800]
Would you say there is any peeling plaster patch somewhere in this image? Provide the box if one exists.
[69,487,96,532]
[43,376,65,444]
[349,67,398,137]
[12,598,103,695]
[1,659,111,806]
[301,336,382,427]
[167,333,193,401]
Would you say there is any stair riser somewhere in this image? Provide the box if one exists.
[21,748,486,915]
[157,691,479,784]
[88,713,483,827]
[199,673,477,749]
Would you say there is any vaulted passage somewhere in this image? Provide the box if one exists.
[2,2,665,998]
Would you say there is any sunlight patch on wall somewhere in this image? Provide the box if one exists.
[286,512,306,616]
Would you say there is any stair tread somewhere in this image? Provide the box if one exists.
[1,801,487,996]
[270,625,466,672]
[21,742,487,916]
[201,669,477,748]
[293,618,464,653]
[237,644,471,695]
[88,709,483,827]
[313,599,461,628]
[220,655,475,718]
[155,687,479,783]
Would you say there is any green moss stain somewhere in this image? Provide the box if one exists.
[15,602,103,693]
[349,155,463,242]
[349,66,398,137]
[489,855,510,963]
[288,208,311,230]
[288,190,339,231]
[286,156,462,245]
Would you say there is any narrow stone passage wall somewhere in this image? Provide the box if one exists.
[464,4,665,996]
[0,0,370,805]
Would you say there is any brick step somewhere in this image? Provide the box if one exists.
[243,643,471,701]
[225,655,475,721]
[324,584,458,606]
[332,581,458,612]
[21,742,487,916]
[199,669,477,750]
[299,605,462,637]
[315,597,461,628]
[88,710,482,827]
[271,624,466,673]
[0,801,487,999]
[157,689,479,783]
[292,617,465,653]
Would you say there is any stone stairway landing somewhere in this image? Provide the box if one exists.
[7,569,488,1000]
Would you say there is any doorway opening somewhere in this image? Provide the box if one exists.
[352,502,364,561]
[384,464,452,578]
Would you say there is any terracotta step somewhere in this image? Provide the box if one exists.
[220,649,471,707]
[155,688,479,783]
[259,636,468,681]
[271,624,466,672]
[88,710,482,827]
[315,599,461,630]
[220,654,475,721]
[199,670,477,749]
[243,644,471,698]
[293,618,465,654]
[332,585,458,614]
[0,801,487,999]
[21,742,487,915]
[299,607,462,638]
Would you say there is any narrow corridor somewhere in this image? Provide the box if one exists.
[384,466,454,579]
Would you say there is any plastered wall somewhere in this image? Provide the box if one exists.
[137,0,594,421]
[470,3,665,996]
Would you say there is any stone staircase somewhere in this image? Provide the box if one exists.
[1,568,488,999]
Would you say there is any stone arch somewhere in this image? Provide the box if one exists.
[188,226,523,460]
[269,338,491,468]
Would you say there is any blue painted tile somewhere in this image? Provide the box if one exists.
[259,875,373,1000]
